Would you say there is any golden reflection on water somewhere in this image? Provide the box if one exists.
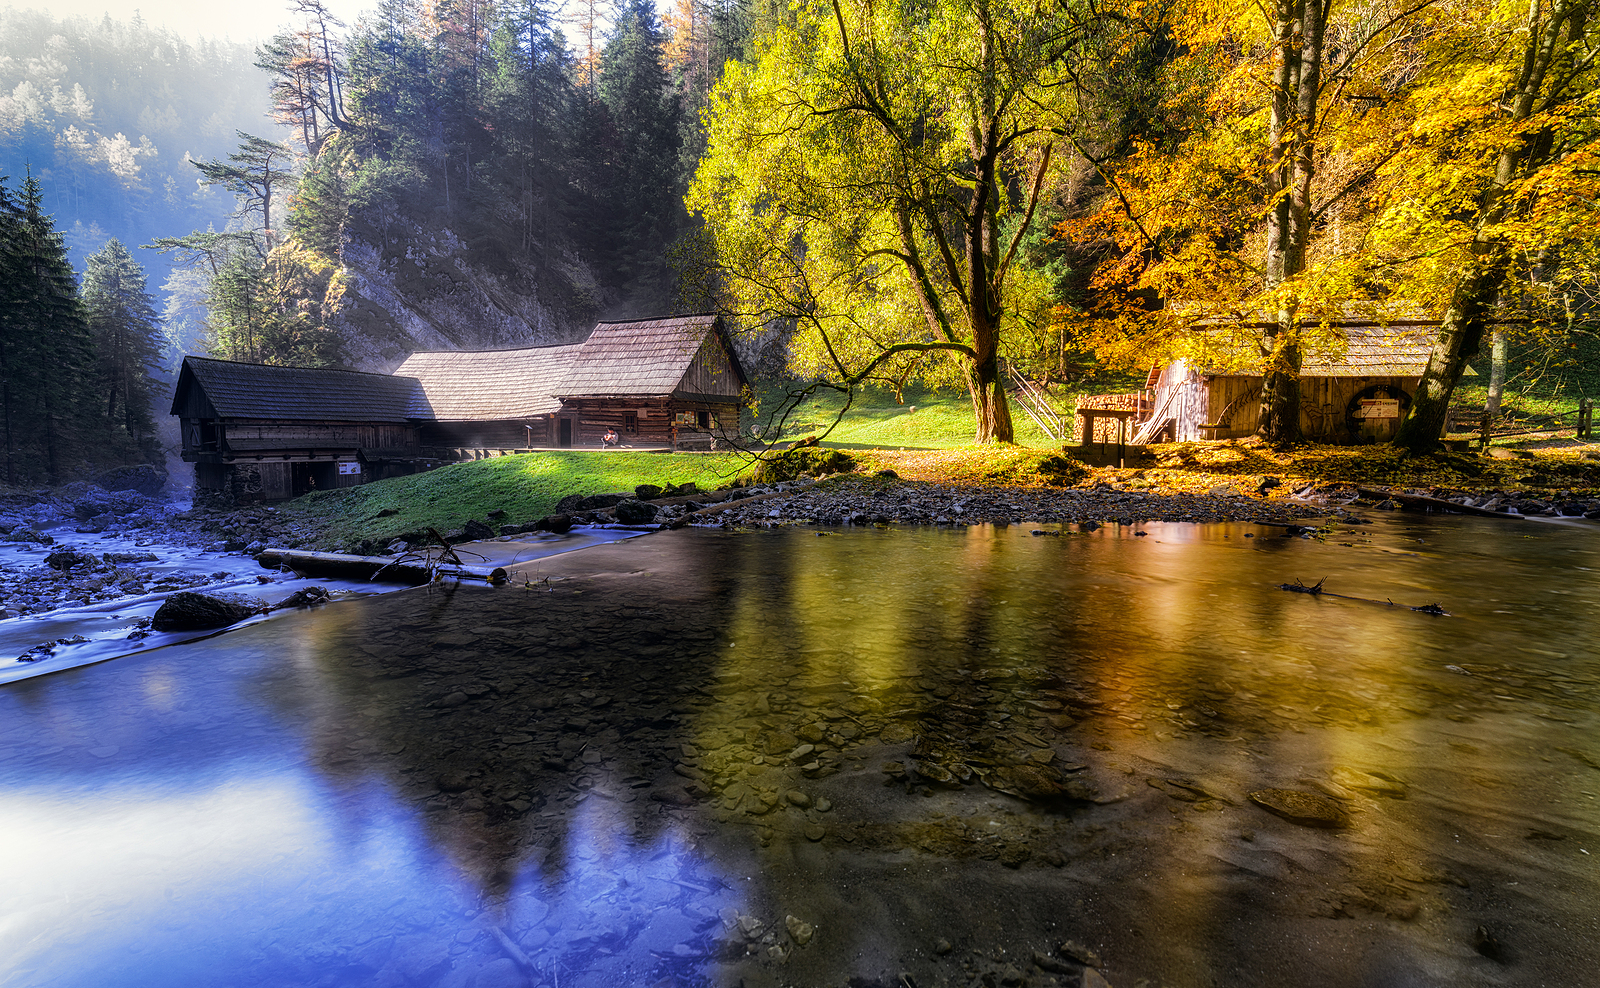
[2,520,1598,988]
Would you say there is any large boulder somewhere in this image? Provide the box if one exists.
[577,493,627,511]
[634,484,664,500]
[554,494,585,513]
[151,591,263,632]
[46,549,99,571]
[461,519,496,541]
[92,464,168,497]
[72,490,114,521]
[614,499,660,524]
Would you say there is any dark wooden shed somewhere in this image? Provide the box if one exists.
[171,357,426,502]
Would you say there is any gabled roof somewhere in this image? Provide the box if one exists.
[1190,323,1438,378]
[555,314,745,398]
[170,356,422,422]
[394,342,585,420]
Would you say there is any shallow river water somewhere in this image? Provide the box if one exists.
[1,517,1596,988]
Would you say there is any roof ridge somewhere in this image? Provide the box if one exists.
[183,355,404,381]
[592,312,718,325]
[403,340,588,356]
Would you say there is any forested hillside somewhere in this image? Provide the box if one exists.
[0,11,271,325]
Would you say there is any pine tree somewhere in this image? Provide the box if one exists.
[82,238,164,455]
[597,0,682,295]
[1,173,96,483]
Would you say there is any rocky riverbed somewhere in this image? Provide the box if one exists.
[5,462,1595,621]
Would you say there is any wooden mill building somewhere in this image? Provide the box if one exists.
[172,314,749,502]
[1077,322,1438,446]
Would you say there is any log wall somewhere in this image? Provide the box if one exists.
[678,338,743,397]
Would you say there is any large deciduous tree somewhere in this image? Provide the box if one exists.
[1390,0,1600,451]
[690,0,1104,443]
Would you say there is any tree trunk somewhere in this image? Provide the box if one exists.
[1255,0,1320,447]
[1395,260,1500,452]
[968,352,1015,445]
[1486,325,1507,415]
[1258,324,1303,445]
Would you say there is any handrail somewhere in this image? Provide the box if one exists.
[1005,361,1065,440]
[1132,381,1184,444]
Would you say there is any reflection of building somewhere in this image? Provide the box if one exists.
[1079,321,1445,445]
[171,315,749,502]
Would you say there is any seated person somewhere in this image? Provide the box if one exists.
[601,427,620,447]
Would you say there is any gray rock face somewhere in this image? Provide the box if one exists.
[151,591,262,632]
[614,500,659,524]
[461,519,496,540]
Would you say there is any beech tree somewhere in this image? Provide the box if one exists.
[690,0,1109,443]
[1389,0,1600,451]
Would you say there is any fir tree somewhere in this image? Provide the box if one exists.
[82,238,164,455]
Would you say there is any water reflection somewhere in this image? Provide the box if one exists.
[1,520,1597,987]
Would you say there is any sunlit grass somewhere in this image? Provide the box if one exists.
[752,381,1065,449]
[278,451,746,545]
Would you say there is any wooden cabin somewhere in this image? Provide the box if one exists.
[173,314,750,503]
[1078,323,1439,446]
[171,358,425,502]
[396,314,749,451]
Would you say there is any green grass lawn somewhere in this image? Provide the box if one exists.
[752,381,1069,449]
[279,450,746,546]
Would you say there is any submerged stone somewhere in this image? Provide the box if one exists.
[1248,787,1350,828]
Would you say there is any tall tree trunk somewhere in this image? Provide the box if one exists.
[1486,325,1507,414]
[1396,259,1501,449]
[1256,0,1322,446]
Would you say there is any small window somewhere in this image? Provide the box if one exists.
[623,412,638,433]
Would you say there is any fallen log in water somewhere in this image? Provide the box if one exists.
[1354,486,1523,520]
[256,548,508,585]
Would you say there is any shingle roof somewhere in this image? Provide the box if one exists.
[1307,326,1434,377]
[394,343,584,419]
[1198,325,1437,378]
[172,356,422,422]
[556,314,729,398]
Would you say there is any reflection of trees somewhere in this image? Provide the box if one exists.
[266,547,741,901]
[255,522,1510,984]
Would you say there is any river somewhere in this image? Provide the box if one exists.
[1,516,1596,988]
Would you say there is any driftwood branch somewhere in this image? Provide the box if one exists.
[1278,577,1449,615]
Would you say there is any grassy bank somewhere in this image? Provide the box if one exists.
[754,381,1068,448]
[256,378,1597,549]
[277,451,746,546]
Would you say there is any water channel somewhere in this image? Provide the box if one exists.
[1,517,1596,988]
